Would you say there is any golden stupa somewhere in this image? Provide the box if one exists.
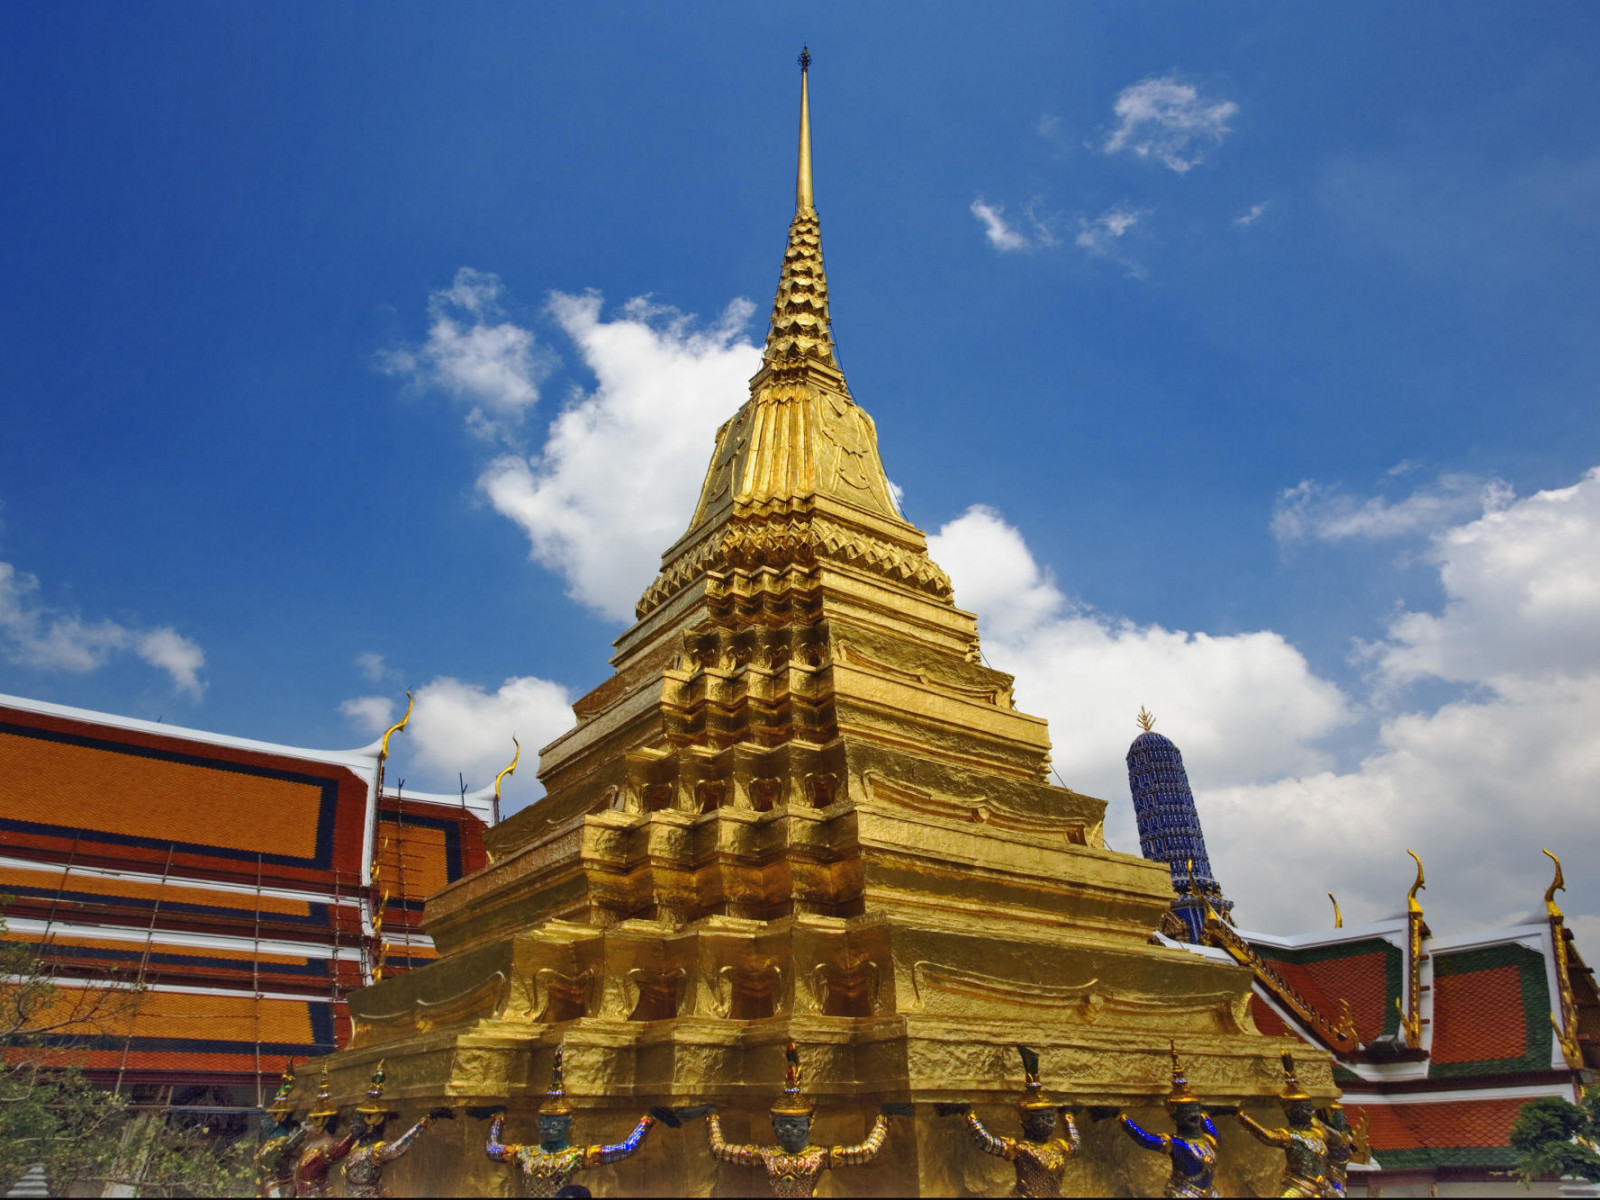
[307,55,1331,1197]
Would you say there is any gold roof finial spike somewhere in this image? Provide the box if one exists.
[1136,707,1156,732]
[378,690,414,762]
[1543,848,1566,921]
[796,45,813,212]
[494,737,521,805]
[1328,892,1343,929]
[1405,849,1426,914]
[1543,849,1585,1069]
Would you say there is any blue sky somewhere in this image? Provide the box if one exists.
[3,4,1599,943]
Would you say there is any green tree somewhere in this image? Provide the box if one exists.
[1511,1092,1600,1185]
[0,917,138,1193]
[0,916,254,1196]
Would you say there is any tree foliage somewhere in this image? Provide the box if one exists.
[1511,1092,1600,1185]
[0,915,254,1196]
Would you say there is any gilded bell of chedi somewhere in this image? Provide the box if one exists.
[302,51,1332,1198]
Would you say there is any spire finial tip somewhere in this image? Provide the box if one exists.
[799,45,811,71]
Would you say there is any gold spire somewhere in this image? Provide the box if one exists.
[1136,707,1156,732]
[636,49,949,621]
[762,48,839,377]
[796,46,813,211]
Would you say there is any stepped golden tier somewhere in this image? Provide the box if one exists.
[297,56,1331,1197]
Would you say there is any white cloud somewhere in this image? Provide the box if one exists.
[479,291,761,621]
[355,652,393,684]
[406,675,574,813]
[1369,468,1600,689]
[1272,473,1512,544]
[0,558,205,698]
[1216,467,1600,936]
[930,475,1600,951]
[928,506,1353,814]
[133,630,205,698]
[340,694,395,734]
[381,267,552,440]
[1075,206,1142,252]
[1207,673,1600,941]
[1074,206,1147,275]
[971,198,1058,254]
[1036,113,1071,155]
[1103,76,1238,174]
[1235,201,1270,227]
[970,199,1030,252]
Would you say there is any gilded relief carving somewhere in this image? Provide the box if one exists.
[533,969,593,1024]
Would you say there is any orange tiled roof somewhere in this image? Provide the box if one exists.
[1249,936,1402,1046]
[1355,1096,1529,1170]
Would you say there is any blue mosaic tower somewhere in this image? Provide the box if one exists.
[1125,708,1233,942]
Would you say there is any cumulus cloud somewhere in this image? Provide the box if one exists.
[381,268,553,440]
[971,199,1029,252]
[1208,673,1600,947]
[355,652,394,684]
[1272,472,1512,543]
[1369,467,1600,689]
[340,694,395,734]
[1103,76,1238,173]
[1235,201,1270,227]
[1216,467,1600,941]
[929,476,1600,956]
[0,558,205,697]
[479,292,761,621]
[344,675,574,813]
[928,506,1353,816]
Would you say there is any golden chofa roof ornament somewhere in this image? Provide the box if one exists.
[1397,849,1429,1050]
[491,736,519,825]
[1544,848,1586,1069]
[378,691,413,762]
[493,737,520,801]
